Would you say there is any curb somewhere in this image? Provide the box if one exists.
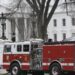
[0,69,8,75]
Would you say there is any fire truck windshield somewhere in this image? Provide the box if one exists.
[4,45,11,52]
[23,45,29,52]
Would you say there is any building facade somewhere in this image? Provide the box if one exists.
[1,0,75,42]
[47,11,75,42]
[0,0,38,42]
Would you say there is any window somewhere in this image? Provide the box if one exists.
[4,45,11,52]
[11,18,15,35]
[70,0,74,2]
[72,18,75,25]
[62,19,66,26]
[17,45,22,52]
[63,33,66,40]
[54,34,57,42]
[23,45,29,52]
[53,19,57,27]
[72,33,75,37]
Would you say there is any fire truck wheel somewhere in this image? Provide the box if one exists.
[49,63,62,75]
[10,63,21,75]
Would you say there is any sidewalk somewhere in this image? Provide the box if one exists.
[0,69,8,75]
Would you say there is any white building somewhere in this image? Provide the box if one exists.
[0,0,35,42]
[47,0,75,42]
[0,0,75,42]
[47,11,75,42]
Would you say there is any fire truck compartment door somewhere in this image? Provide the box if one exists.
[0,45,3,65]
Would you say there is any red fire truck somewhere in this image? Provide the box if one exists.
[0,39,75,75]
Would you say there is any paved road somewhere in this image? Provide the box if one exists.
[0,72,73,75]
[0,70,75,75]
[0,73,49,75]
[6,72,75,75]
[9,71,75,75]
[6,72,49,75]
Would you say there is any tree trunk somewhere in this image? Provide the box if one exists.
[37,15,47,40]
[37,15,42,38]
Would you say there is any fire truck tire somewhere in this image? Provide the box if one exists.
[49,63,62,75]
[10,63,21,75]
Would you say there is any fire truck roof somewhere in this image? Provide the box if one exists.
[44,41,75,45]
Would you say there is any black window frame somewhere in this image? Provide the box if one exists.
[63,33,66,40]
[17,45,22,52]
[62,18,66,26]
[23,45,29,52]
[53,19,57,27]
[4,45,11,52]
[72,17,75,26]
[54,34,57,42]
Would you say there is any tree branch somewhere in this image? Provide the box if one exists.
[32,0,40,11]
[41,0,45,14]
[44,0,51,24]
[26,0,40,13]
[37,0,41,9]
[39,0,45,24]
[47,0,59,25]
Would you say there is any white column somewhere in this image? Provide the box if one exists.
[24,18,27,41]
[15,18,19,42]
[6,20,11,40]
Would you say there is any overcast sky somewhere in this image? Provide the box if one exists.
[0,0,13,5]
[0,0,65,13]
[0,0,20,13]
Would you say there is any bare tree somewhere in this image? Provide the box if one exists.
[26,0,60,40]
[0,0,22,16]
[65,0,75,8]
[64,0,75,15]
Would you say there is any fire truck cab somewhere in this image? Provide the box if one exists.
[2,39,43,75]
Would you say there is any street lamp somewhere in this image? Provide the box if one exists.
[0,12,6,40]
[12,32,15,42]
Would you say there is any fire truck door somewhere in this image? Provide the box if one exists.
[30,48,42,70]
[0,45,3,66]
